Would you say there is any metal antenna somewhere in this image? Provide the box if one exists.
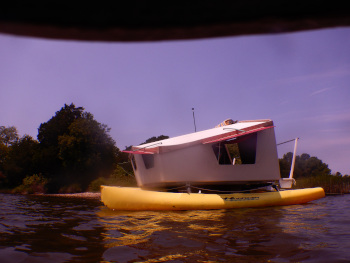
[192,108,197,132]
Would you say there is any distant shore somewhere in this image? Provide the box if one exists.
[43,192,101,199]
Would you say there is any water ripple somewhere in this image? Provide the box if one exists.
[1,193,350,262]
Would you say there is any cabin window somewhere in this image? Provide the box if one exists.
[212,133,257,165]
[142,154,154,169]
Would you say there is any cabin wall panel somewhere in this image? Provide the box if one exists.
[135,127,281,188]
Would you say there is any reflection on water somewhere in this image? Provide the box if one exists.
[0,193,350,263]
[0,194,105,263]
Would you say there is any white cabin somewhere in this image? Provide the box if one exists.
[125,119,281,191]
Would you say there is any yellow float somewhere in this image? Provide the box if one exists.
[101,186,325,211]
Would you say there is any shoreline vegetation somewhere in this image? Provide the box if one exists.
[279,152,349,195]
[44,192,101,199]
[1,103,349,196]
[293,175,350,195]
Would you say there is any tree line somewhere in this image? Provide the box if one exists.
[0,104,130,193]
[1,103,348,194]
[279,152,333,178]
[279,152,350,193]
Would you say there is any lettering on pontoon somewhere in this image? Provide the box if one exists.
[222,196,259,201]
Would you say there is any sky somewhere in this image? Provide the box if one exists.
[0,27,349,175]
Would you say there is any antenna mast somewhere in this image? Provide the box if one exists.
[192,108,197,132]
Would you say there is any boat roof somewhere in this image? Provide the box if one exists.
[124,119,274,154]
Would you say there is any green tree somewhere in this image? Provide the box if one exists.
[0,137,9,187]
[57,112,118,189]
[0,126,19,146]
[279,152,293,178]
[37,103,119,192]
[37,104,85,179]
[279,152,331,179]
[140,135,169,145]
[1,135,40,188]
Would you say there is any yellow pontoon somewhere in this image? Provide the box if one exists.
[101,186,325,211]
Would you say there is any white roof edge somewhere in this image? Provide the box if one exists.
[132,119,274,152]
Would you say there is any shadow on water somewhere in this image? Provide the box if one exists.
[1,193,350,263]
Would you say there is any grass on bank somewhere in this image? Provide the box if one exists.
[12,174,48,194]
[10,165,137,194]
[89,165,137,192]
[293,174,350,194]
[87,173,137,192]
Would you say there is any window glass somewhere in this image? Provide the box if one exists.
[142,154,154,169]
[212,133,257,165]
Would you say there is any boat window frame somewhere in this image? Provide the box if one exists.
[130,154,137,171]
[212,133,257,165]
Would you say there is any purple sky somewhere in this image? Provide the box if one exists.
[1,27,349,174]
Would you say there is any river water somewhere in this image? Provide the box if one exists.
[0,193,349,263]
